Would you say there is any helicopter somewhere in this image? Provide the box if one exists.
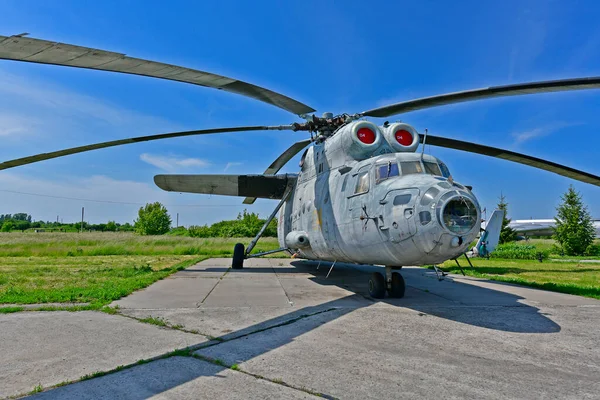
[1,34,599,299]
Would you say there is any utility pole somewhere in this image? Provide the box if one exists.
[176,213,179,228]
[81,207,84,233]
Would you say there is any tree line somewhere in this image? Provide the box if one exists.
[0,214,133,233]
[0,202,277,238]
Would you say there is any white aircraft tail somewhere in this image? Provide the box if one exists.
[475,209,505,257]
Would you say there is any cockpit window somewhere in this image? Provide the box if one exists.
[354,171,370,195]
[400,161,423,175]
[423,161,442,176]
[376,162,400,184]
[439,162,451,178]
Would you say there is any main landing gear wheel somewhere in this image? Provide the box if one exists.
[388,272,406,298]
[232,243,245,269]
[368,272,386,299]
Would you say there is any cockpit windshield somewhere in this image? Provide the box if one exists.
[376,162,400,183]
[400,161,424,175]
[423,161,442,176]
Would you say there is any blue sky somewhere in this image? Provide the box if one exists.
[1,0,600,225]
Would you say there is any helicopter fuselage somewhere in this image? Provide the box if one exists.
[277,121,481,266]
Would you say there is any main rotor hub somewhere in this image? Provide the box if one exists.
[292,113,360,138]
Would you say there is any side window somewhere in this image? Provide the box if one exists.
[439,162,451,178]
[400,161,424,175]
[376,162,400,184]
[393,194,412,205]
[354,172,370,195]
[420,187,440,206]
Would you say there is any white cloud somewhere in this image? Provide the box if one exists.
[0,114,35,137]
[224,162,242,172]
[512,122,580,145]
[512,127,547,144]
[0,69,181,145]
[140,153,209,172]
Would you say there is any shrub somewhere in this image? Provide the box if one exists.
[188,225,214,238]
[490,243,549,260]
[585,244,600,257]
[167,227,188,236]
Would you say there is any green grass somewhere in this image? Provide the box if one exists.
[0,232,281,309]
[0,232,279,257]
[0,255,204,307]
[29,384,43,394]
[0,306,25,313]
[438,257,600,299]
[138,316,169,327]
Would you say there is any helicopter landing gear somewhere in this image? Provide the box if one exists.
[368,272,386,298]
[368,266,406,299]
[232,243,245,269]
[388,271,406,298]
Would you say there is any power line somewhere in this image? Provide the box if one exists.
[0,189,244,207]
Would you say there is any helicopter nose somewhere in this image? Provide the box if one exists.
[439,194,478,235]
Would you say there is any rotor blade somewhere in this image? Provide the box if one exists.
[0,125,293,171]
[422,134,600,186]
[155,174,296,200]
[362,77,600,118]
[243,139,311,204]
[0,34,316,116]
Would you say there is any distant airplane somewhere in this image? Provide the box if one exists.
[508,219,600,238]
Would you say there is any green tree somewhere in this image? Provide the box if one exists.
[1,221,14,232]
[553,185,595,256]
[105,221,118,232]
[497,194,517,244]
[134,202,172,235]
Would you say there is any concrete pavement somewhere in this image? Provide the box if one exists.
[1,258,599,399]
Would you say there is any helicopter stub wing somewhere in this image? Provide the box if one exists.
[243,139,311,205]
[154,174,296,200]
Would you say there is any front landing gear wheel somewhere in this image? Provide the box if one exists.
[388,272,406,298]
[232,243,245,269]
[368,272,386,299]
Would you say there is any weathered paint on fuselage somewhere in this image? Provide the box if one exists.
[277,123,481,266]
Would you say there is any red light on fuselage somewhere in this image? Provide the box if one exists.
[357,127,376,144]
[395,129,413,146]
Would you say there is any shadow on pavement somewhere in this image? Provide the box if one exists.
[31,258,562,398]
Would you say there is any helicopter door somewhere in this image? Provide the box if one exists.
[380,188,419,243]
[348,166,380,247]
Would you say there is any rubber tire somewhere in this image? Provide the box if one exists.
[388,272,406,298]
[368,272,386,299]
[232,243,245,269]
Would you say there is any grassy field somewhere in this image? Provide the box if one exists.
[438,256,600,299]
[0,232,279,310]
[1,232,599,310]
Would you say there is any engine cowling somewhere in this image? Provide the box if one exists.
[285,231,310,249]
[382,123,420,152]
[335,121,383,160]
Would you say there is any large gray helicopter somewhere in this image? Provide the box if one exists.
[1,34,599,299]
